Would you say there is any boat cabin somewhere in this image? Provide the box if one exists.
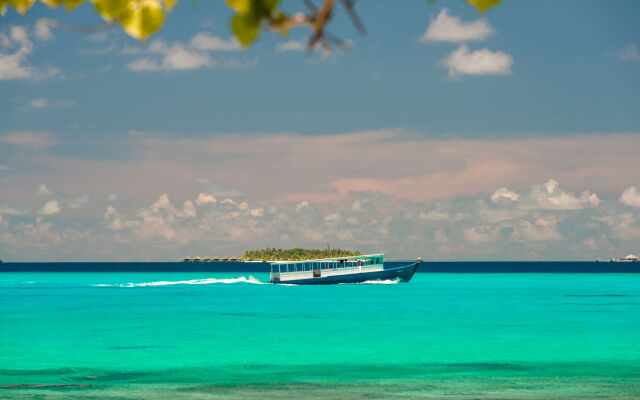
[270,254,383,283]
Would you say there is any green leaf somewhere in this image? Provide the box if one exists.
[465,0,501,13]
[225,0,250,14]
[40,0,64,8]
[261,0,278,15]
[7,0,35,14]
[93,0,130,20]
[231,11,260,47]
[120,0,164,41]
[163,0,177,11]
[63,0,86,10]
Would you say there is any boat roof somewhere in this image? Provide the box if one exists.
[270,253,383,264]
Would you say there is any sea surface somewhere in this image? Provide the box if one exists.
[1,263,639,399]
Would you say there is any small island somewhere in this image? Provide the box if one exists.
[243,248,361,261]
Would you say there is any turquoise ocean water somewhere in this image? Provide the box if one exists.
[1,271,639,399]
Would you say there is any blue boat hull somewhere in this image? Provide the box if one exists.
[271,262,420,285]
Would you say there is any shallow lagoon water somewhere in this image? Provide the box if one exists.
[1,271,639,399]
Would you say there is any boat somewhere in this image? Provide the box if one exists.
[597,254,639,262]
[269,254,420,285]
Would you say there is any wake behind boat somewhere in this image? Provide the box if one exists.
[269,254,420,285]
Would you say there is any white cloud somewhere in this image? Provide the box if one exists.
[68,193,90,209]
[5,130,640,261]
[0,178,638,261]
[419,210,464,221]
[196,193,217,205]
[34,18,54,41]
[0,26,34,80]
[324,213,341,222]
[0,203,29,215]
[276,40,305,52]
[127,33,252,72]
[511,218,563,242]
[189,33,240,51]
[441,45,513,76]
[128,40,213,72]
[182,200,197,217]
[1,217,64,252]
[614,43,640,61]
[351,198,373,212]
[104,205,123,230]
[37,184,52,195]
[127,58,161,71]
[29,98,49,108]
[103,194,199,242]
[107,193,118,201]
[22,97,74,111]
[0,131,54,147]
[491,187,519,202]
[596,213,640,240]
[84,31,109,42]
[463,225,500,243]
[620,186,640,207]
[525,179,599,210]
[0,25,60,80]
[196,180,246,198]
[39,200,61,215]
[420,8,493,43]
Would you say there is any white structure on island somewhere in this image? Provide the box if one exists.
[617,254,638,262]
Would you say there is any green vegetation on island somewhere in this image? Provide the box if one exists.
[243,248,361,261]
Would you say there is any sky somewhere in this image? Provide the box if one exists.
[1,0,639,261]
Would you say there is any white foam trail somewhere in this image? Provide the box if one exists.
[357,279,399,285]
[95,276,267,288]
